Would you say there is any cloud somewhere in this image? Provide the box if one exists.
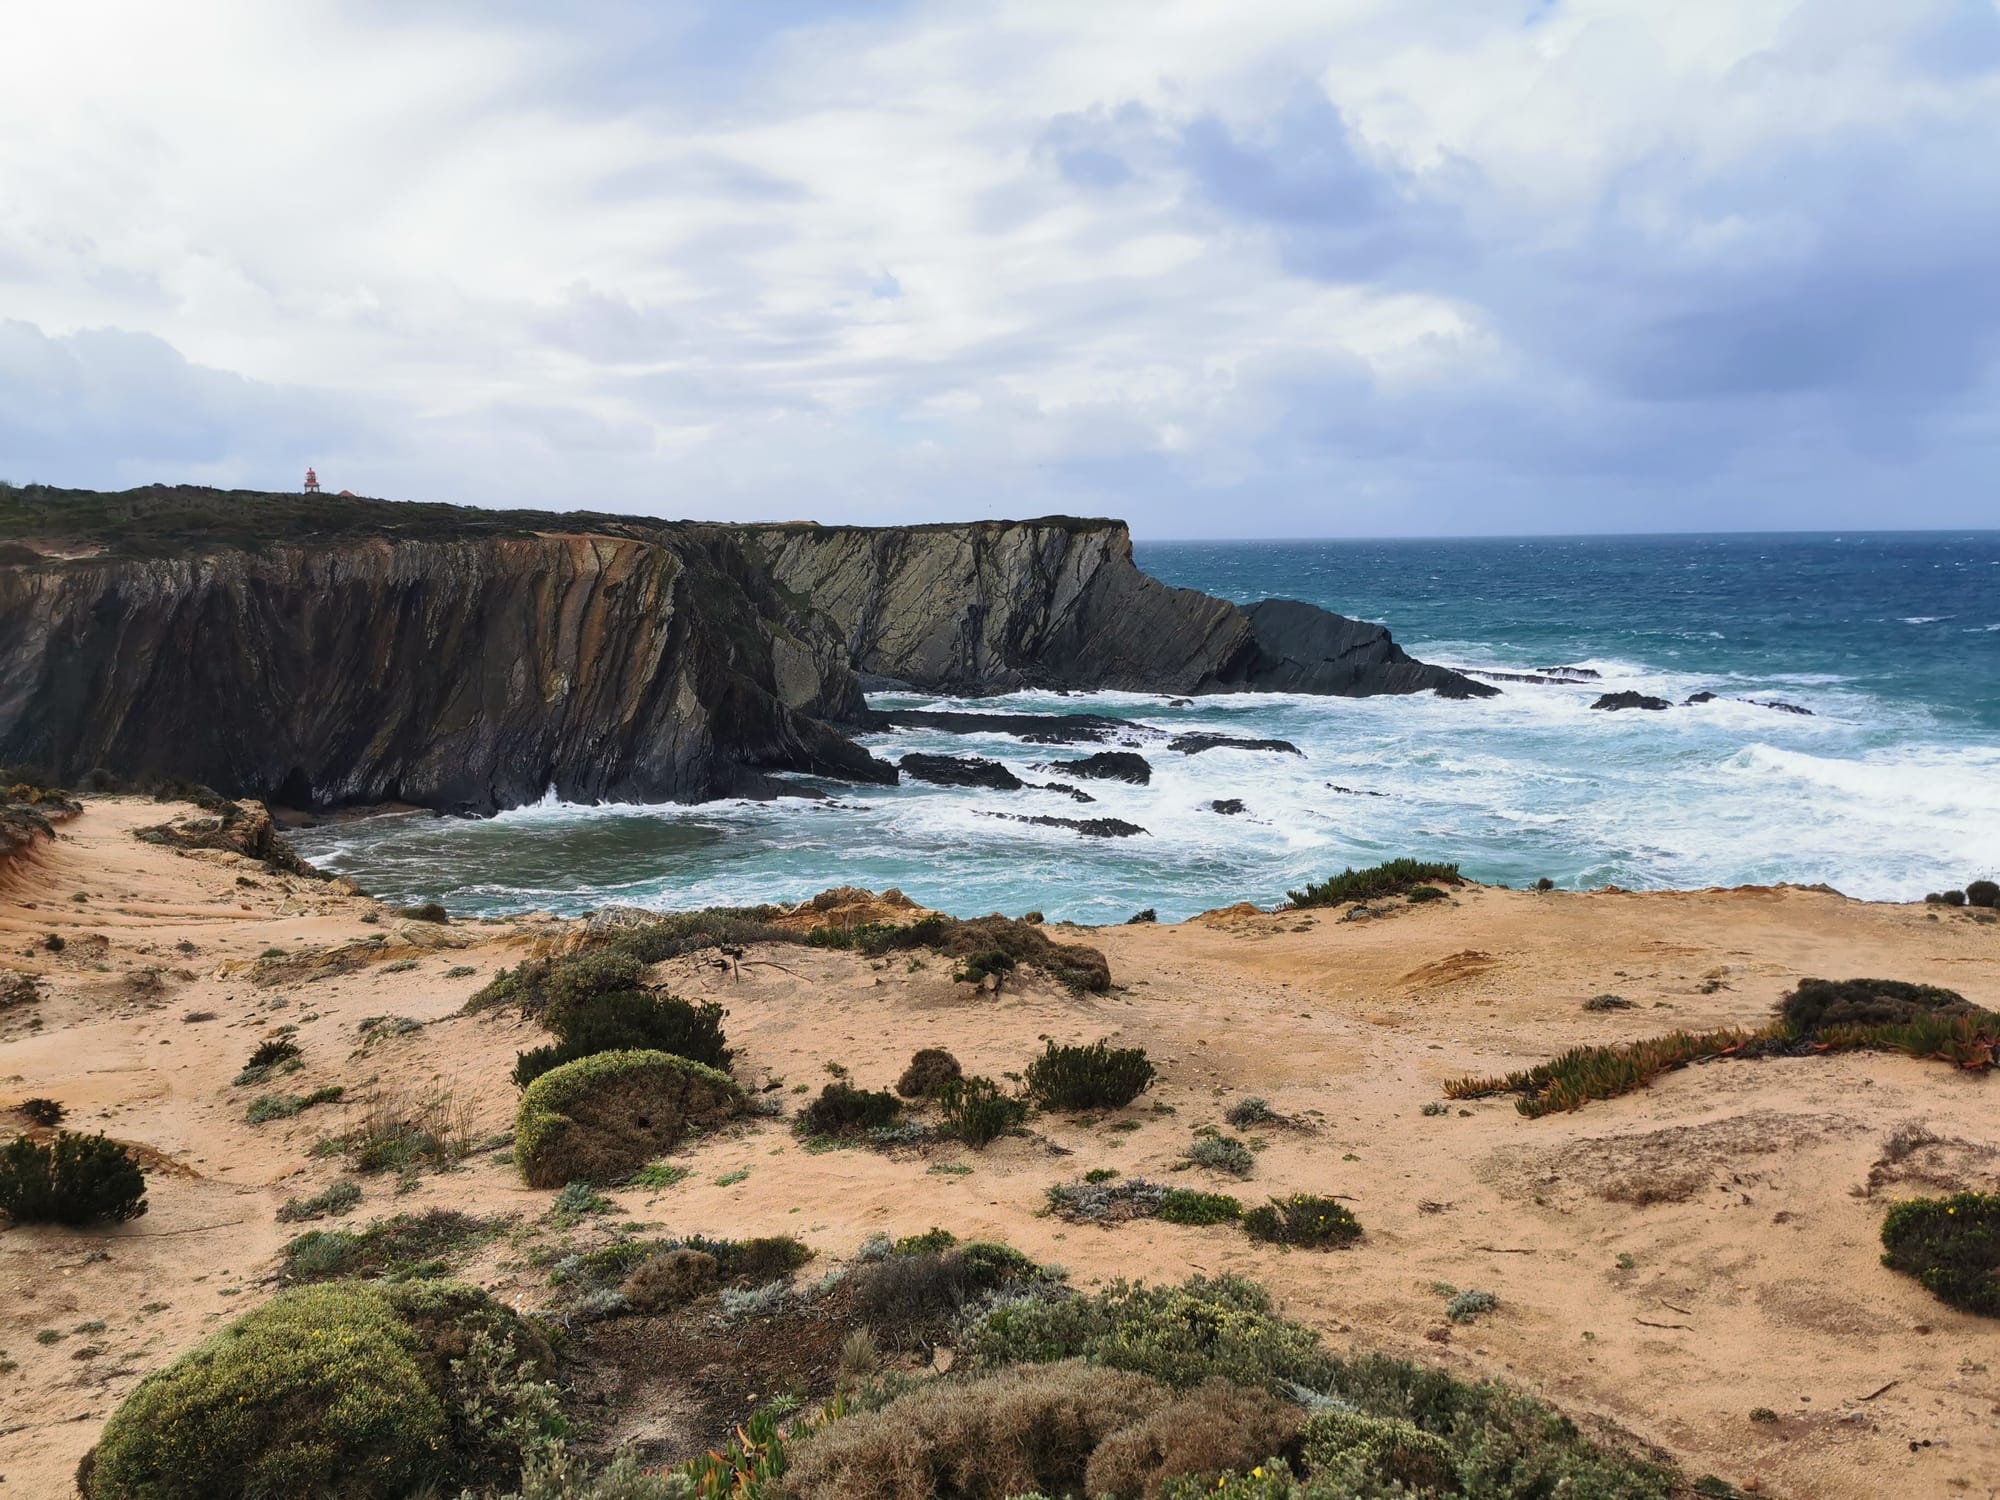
[0,0,1994,533]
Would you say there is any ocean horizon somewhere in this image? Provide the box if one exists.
[290,530,2000,923]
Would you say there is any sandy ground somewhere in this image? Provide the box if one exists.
[4,798,2000,1499]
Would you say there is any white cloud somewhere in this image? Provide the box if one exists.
[0,0,1995,532]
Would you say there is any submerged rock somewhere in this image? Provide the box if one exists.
[898,752,1023,790]
[1035,781,1096,803]
[870,709,1146,744]
[1208,799,1246,815]
[1590,691,1672,712]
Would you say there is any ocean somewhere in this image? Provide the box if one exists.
[293,532,2000,922]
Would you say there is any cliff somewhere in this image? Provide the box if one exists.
[0,487,889,812]
[0,488,1488,814]
[735,519,1492,699]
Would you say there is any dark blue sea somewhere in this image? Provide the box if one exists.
[297,533,2000,921]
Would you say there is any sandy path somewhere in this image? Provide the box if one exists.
[4,799,1999,1498]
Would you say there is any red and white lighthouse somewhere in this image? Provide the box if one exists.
[303,467,320,494]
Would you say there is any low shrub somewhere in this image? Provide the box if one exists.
[233,1036,301,1086]
[936,1075,1027,1146]
[19,1096,64,1126]
[895,1047,963,1098]
[1969,879,1999,910]
[397,902,449,923]
[1406,886,1448,904]
[1781,976,1981,1033]
[1581,993,1634,1012]
[1299,1410,1458,1494]
[81,1280,558,1500]
[512,988,731,1088]
[850,1241,1043,1346]
[280,1208,503,1283]
[1086,1379,1303,1500]
[1127,908,1158,924]
[245,1085,344,1124]
[515,1049,744,1188]
[1242,1195,1361,1249]
[1157,1190,1242,1226]
[953,949,1018,985]
[0,1131,146,1226]
[800,1081,902,1137]
[620,1248,719,1312]
[1047,1176,1170,1225]
[1287,859,1462,909]
[275,1179,362,1223]
[1444,1026,1763,1117]
[779,1360,1168,1500]
[1446,1289,1498,1323]
[1223,1097,1274,1128]
[972,1275,1334,1392]
[340,1085,472,1175]
[1027,1039,1156,1111]
[1185,1132,1255,1178]
[1880,1192,2000,1316]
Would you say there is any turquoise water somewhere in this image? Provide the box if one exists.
[295,533,2000,921]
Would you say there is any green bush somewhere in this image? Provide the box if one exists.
[513,988,730,1088]
[1157,1189,1243,1226]
[0,1131,146,1226]
[1881,1192,2000,1316]
[1186,1132,1255,1178]
[280,1208,502,1283]
[1780,976,1980,1033]
[971,1275,1334,1392]
[1299,1410,1458,1494]
[1969,879,1999,910]
[849,1240,1042,1346]
[1026,1039,1156,1111]
[1406,885,1448,904]
[895,1047,962,1098]
[1286,859,1462,909]
[936,1075,1027,1146]
[953,949,1017,985]
[233,1037,301,1086]
[82,1280,558,1500]
[515,1050,743,1188]
[1242,1195,1361,1249]
[800,1081,902,1137]
[19,1096,64,1126]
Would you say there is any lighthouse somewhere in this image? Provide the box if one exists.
[303,467,321,494]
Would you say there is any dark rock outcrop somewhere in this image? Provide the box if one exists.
[1034,782,1095,803]
[1168,733,1301,756]
[0,486,893,812]
[898,753,1022,790]
[869,710,1146,744]
[1038,751,1151,784]
[1749,699,1814,716]
[1591,692,1672,712]
[1684,692,1719,705]
[741,523,1493,701]
[982,812,1147,838]
[1208,798,1246,816]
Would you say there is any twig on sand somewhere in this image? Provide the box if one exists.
[1474,1244,1537,1254]
[1634,1318,1692,1331]
[1659,1299,1694,1315]
[1858,1380,1899,1402]
[121,1218,248,1238]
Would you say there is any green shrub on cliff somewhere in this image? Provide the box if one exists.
[1026,1038,1155,1110]
[515,1049,743,1188]
[81,1280,559,1500]
[1881,1192,2000,1316]
[1286,858,1462,909]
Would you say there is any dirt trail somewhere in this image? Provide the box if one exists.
[4,799,2000,1498]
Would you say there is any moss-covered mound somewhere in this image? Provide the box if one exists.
[515,1048,743,1188]
[82,1280,557,1500]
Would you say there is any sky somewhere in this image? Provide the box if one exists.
[2,1,1997,537]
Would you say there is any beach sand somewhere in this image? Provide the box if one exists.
[4,797,1998,1498]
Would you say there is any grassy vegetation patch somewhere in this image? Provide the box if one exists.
[1881,1192,2000,1316]
[1286,858,1462,909]
[280,1208,507,1283]
[1026,1038,1156,1111]
[1242,1194,1362,1249]
[935,1075,1027,1146]
[516,1049,744,1188]
[81,1280,557,1500]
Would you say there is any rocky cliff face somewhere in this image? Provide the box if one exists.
[0,490,891,812]
[736,519,1492,700]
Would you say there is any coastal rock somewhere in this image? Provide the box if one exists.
[1034,782,1095,803]
[1327,784,1387,798]
[742,523,1494,700]
[1749,699,1814,716]
[1537,665,1602,680]
[897,753,1022,790]
[1168,733,1302,756]
[0,486,894,812]
[869,710,1146,744]
[1684,692,1719,705]
[982,812,1147,838]
[1209,798,1246,815]
[1590,692,1672,712]
[1038,751,1151,784]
